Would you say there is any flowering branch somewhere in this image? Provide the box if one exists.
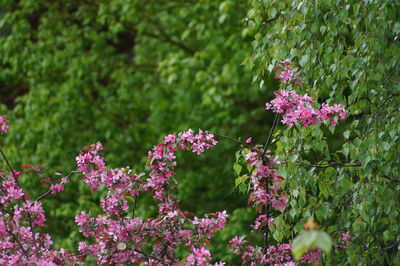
[0,145,40,259]
[34,170,80,202]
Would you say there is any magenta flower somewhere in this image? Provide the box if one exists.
[265,90,347,127]
[0,116,9,134]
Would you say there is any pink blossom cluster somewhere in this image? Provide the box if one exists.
[0,116,9,134]
[186,246,225,266]
[245,151,288,213]
[229,237,321,265]
[193,211,228,239]
[274,60,304,85]
[0,171,24,203]
[146,129,218,212]
[251,214,275,230]
[50,177,69,194]
[229,238,293,265]
[334,231,352,249]
[73,129,226,265]
[227,149,308,264]
[75,142,106,191]
[0,169,79,264]
[265,90,347,126]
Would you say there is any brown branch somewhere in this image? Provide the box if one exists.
[143,19,195,55]
[261,114,280,255]
[143,31,195,55]
[212,133,261,154]
[262,114,280,159]
[298,162,362,169]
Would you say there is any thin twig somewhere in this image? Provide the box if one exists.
[262,114,280,159]
[212,133,261,153]
[298,162,362,169]
[261,114,280,255]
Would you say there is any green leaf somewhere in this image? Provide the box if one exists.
[278,166,287,178]
[316,231,332,254]
[292,230,332,260]
[235,175,248,187]
[233,163,242,176]
[268,8,277,18]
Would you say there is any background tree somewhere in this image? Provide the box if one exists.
[0,0,265,257]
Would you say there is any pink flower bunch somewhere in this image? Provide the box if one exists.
[300,248,322,264]
[251,214,275,231]
[192,211,228,239]
[0,170,79,264]
[0,116,9,134]
[229,237,321,265]
[73,130,226,265]
[75,142,106,191]
[342,231,351,243]
[1,124,226,265]
[265,90,347,126]
[50,177,69,194]
[274,60,304,85]
[229,240,293,265]
[186,246,225,266]
[245,151,288,213]
[0,172,24,203]
[14,201,46,227]
[334,231,352,249]
[146,129,218,212]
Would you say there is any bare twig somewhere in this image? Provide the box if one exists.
[298,162,362,169]
[212,133,261,153]
[262,114,280,159]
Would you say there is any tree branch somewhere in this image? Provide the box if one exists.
[35,171,80,202]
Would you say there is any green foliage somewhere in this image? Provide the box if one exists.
[246,0,400,264]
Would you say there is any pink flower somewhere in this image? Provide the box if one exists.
[75,211,88,226]
[50,183,64,194]
[229,236,246,250]
[274,60,303,85]
[301,249,321,263]
[0,116,9,134]
[251,215,275,230]
[187,247,211,266]
[342,231,351,243]
[245,137,252,143]
[265,90,347,127]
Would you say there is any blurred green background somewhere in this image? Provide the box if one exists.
[0,0,399,264]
